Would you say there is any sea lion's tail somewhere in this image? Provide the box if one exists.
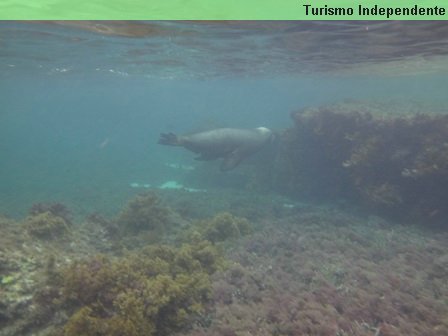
[158,133,181,146]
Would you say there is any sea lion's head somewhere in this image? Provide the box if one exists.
[256,127,274,142]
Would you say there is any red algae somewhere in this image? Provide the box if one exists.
[174,209,448,336]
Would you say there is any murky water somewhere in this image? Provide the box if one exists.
[2,21,448,217]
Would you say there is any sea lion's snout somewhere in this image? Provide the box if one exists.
[256,127,272,134]
[256,127,274,142]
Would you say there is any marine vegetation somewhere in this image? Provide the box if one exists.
[115,193,171,234]
[159,188,294,222]
[57,241,223,336]
[185,212,252,243]
[2,192,448,336]
[178,209,448,336]
[273,102,448,226]
[29,202,72,225]
[23,211,71,240]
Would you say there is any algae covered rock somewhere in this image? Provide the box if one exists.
[115,193,171,234]
[58,241,223,336]
[203,212,252,243]
[24,211,70,240]
[275,103,448,226]
[185,212,252,244]
[29,202,72,225]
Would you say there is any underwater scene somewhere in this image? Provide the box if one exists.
[1,21,448,335]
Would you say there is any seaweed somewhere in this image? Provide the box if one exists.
[115,193,171,234]
[57,241,223,336]
[273,103,448,226]
[29,202,72,225]
[184,212,252,244]
[23,211,71,240]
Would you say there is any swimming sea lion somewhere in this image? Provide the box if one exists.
[158,127,273,171]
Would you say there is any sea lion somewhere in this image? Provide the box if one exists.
[158,127,273,171]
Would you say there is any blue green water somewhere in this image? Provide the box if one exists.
[1,21,448,218]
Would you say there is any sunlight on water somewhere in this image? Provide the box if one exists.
[2,21,448,79]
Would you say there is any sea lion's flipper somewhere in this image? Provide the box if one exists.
[220,150,245,171]
[158,133,180,146]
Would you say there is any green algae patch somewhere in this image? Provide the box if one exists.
[1,274,16,285]
[59,241,223,336]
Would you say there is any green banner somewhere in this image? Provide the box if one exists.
[0,0,447,20]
